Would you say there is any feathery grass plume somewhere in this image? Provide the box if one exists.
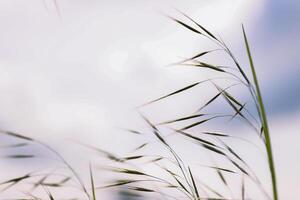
[0,11,278,200]
[100,12,277,200]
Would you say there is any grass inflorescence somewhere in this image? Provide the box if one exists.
[0,11,278,200]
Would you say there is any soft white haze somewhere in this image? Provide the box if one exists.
[0,0,299,199]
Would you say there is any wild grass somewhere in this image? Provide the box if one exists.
[0,12,278,200]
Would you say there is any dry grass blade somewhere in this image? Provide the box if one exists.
[1,173,32,192]
[222,90,243,107]
[222,142,246,165]
[41,177,71,188]
[0,143,29,148]
[204,166,235,174]
[1,131,34,141]
[114,168,147,176]
[176,9,219,41]
[176,50,213,64]
[173,175,191,196]
[132,143,148,151]
[175,129,216,147]
[101,180,138,189]
[201,132,228,137]
[181,62,226,73]
[77,142,122,162]
[158,114,206,125]
[180,118,210,131]
[122,155,144,161]
[188,167,200,200]
[213,84,259,133]
[167,16,202,35]
[197,93,222,112]
[216,169,227,186]
[140,113,168,146]
[180,115,229,131]
[129,186,155,193]
[229,103,246,122]
[227,158,248,176]
[196,83,240,112]
[121,128,143,135]
[4,154,35,159]
[146,157,163,163]
[31,174,50,191]
[142,81,202,106]
[43,186,55,200]
[202,144,226,156]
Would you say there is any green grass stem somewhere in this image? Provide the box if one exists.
[242,25,278,200]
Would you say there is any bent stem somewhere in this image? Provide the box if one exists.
[242,25,278,200]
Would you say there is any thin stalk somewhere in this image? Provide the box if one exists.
[89,164,96,200]
[242,25,278,200]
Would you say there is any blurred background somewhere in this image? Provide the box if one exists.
[0,0,299,199]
